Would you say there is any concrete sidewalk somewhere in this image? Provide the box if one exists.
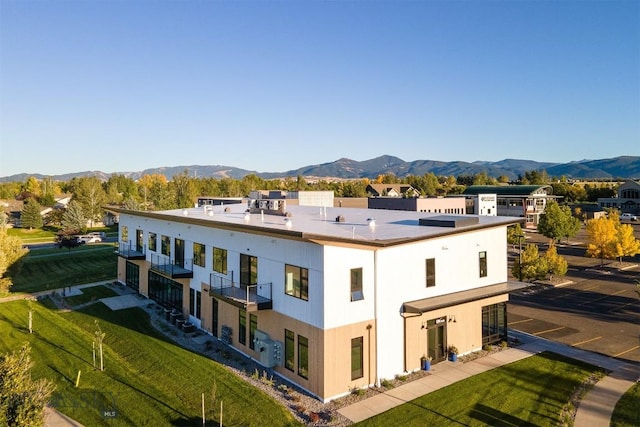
[338,331,639,424]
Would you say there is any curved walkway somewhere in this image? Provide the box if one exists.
[338,330,638,425]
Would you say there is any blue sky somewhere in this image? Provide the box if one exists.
[0,0,638,177]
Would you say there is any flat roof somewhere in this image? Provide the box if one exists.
[111,203,523,247]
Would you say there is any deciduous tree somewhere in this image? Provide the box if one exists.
[585,216,618,266]
[0,227,28,293]
[537,200,580,243]
[0,343,55,426]
[543,242,568,279]
[74,177,107,227]
[614,223,640,264]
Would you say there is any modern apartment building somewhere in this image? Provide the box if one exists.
[114,200,525,402]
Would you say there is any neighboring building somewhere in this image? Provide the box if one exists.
[114,201,525,402]
[249,190,334,208]
[368,196,466,214]
[462,185,559,228]
[597,180,640,214]
[366,184,420,198]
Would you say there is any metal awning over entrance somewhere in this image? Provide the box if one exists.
[402,281,529,314]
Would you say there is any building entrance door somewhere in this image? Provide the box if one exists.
[427,317,447,363]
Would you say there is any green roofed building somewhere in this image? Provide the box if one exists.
[462,185,560,228]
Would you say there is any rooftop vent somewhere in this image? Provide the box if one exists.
[419,215,479,228]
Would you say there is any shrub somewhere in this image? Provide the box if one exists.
[380,378,394,389]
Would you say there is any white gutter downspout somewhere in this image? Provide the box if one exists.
[373,248,380,387]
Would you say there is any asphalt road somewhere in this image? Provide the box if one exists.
[508,225,640,365]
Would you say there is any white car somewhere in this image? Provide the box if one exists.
[76,235,103,244]
[620,213,638,221]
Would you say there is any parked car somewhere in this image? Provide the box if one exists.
[76,234,103,244]
[620,213,638,221]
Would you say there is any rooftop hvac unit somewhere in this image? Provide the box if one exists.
[269,200,280,210]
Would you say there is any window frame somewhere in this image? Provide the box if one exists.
[238,309,247,346]
[285,264,309,301]
[297,335,308,379]
[249,314,257,350]
[240,254,258,285]
[213,247,227,275]
[285,329,295,372]
[479,251,487,278]
[148,232,157,252]
[350,268,364,301]
[161,235,171,257]
[425,258,436,287]
[351,337,364,380]
[193,242,206,268]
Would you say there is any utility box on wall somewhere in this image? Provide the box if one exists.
[253,330,283,368]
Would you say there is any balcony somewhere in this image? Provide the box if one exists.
[115,243,146,260]
[150,253,193,279]
[209,273,272,311]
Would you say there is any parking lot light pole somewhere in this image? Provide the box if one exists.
[516,233,525,281]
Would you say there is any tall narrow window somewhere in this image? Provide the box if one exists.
[249,314,257,350]
[285,329,295,372]
[161,235,171,256]
[351,337,364,380]
[121,226,128,243]
[212,299,218,337]
[240,254,258,285]
[238,309,246,345]
[213,247,227,274]
[425,258,436,287]
[479,251,487,277]
[148,232,157,252]
[285,264,309,301]
[350,268,363,301]
[298,335,308,379]
[195,290,201,319]
[193,242,206,267]
[189,288,195,316]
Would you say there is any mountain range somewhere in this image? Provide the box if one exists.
[1,155,639,183]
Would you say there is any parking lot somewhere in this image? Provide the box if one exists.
[508,224,640,364]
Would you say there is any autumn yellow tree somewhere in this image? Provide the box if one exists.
[585,216,618,266]
[543,242,568,279]
[614,223,640,264]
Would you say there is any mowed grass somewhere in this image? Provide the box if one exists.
[0,299,300,427]
[611,383,640,427]
[63,285,119,306]
[355,352,604,427]
[8,245,117,293]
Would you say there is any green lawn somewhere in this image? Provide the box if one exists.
[0,299,300,426]
[63,285,119,306]
[355,352,604,427]
[7,245,117,294]
[611,383,640,427]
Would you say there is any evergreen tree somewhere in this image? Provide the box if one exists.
[20,200,43,230]
[61,201,87,233]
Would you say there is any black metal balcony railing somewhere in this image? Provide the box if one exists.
[150,253,194,279]
[209,273,272,311]
[116,243,146,260]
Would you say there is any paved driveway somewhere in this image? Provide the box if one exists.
[508,226,640,364]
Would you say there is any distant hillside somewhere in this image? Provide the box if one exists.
[1,156,638,183]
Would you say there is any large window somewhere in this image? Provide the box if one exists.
[193,242,206,267]
[482,303,507,345]
[350,268,363,301]
[125,261,139,291]
[479,251,487,277]
[161,235,171,256]
[238,309,247,345]
[425,258,436,288]
[298,335,308,379]
[285,264,308,301]
[285,329,295,371]
[121,226,128,243]
[148,232,157,252]
[249,314,257,350]
[240,254,258,285]
[213,247,227,274]
[351,337,364,380]
[148,271,182,310]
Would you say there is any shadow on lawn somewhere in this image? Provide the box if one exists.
[469,403,536,427]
